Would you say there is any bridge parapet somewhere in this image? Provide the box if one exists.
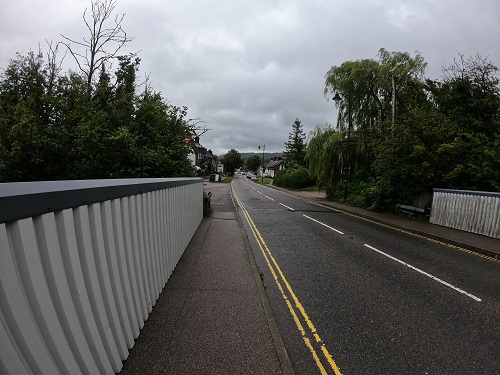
[430,188,500,239]
[0,178,203,374]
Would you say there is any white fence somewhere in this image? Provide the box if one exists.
[0,178,203,374]
[430,188,500,239]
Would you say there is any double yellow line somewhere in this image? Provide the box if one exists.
[232,187,342,375]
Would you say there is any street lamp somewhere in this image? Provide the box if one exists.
[258,144,265,183]
[333,92,352,140]
[333,92,353,203]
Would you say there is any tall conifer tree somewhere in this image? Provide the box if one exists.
[283,118,306,168]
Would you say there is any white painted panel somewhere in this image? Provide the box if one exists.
[135,194,153,313]
[1,179,204,374]
[0,310,28,375]
[140,194,156,311]
[156,190,166,286]
[35,213,100,374]
[148,192,160,299]
[88,203,128,359]
[55,209,113,374]
[120,197,143,334]
[0,223,36,375]
[73,205,123,372]
[127,195,148,321]
[21,215,81,375]
[100,201,134,349]
[111,199,140,339]
[431,190,500,239]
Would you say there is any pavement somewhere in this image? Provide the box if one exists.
[120,181,293,375]
[120,180,499,375]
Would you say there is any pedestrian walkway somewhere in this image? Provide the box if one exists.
[120,182,292,375]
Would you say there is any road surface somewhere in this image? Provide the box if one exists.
[231,174,500,374]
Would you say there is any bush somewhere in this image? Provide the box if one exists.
[274,167,315,189]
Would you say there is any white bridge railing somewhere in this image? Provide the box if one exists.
[430,188,500,239]
[0,178,203,374]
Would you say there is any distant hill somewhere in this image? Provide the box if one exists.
[240,152,283,160]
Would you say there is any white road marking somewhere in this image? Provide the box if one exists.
[280,203,295,212]
[303,215,344,234]
[257,191,263,195]
[266,196,275,201]
[364,244,482,302]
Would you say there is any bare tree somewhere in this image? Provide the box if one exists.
[61,0,133,88]
[188,118,210,137]
[45,40,66,92]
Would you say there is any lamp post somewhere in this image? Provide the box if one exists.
[333,92,352,203]
[258,144,265,183]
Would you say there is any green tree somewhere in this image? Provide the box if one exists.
[0,48,194,181]
[222,149,243,175]
[0,51,63,181]
[305,124,344,195]
[425,54,500,191]
[324,49,428,133]
[245,155,262,172]
[283,118,306,168]
[373,107,458,208]
[316,49,431,205]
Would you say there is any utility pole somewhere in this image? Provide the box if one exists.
[258,145,265,183]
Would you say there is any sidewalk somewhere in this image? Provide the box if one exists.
[120,181,293,375]
[272,187,500,259]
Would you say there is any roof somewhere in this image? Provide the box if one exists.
[265,160,284,169]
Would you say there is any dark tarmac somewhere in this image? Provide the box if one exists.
[120,180,499,375]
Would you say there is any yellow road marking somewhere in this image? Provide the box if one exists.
[268,186,499,264]
[306,200,500,264]
[304,337,328,375]
[232,184,342,375]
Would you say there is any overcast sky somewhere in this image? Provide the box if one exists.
[1,0,499,156]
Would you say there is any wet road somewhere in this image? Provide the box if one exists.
[231,175,500,375]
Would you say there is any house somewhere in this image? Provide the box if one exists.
[264,159,285,178]
[188,136,214,172]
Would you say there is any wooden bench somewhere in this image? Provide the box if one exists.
[396,204,430,217]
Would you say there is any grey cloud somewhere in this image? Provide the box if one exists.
[1,0,499,156]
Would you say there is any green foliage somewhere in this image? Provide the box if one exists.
[283,118,307,168]
[274,167,315,189]
[312,50,500,210]
[324,48,428,132]
[221,149,243,175]
[0,51,194,182]
[305,125,345,192]
[256,177,270,185]
[245,154,262,172]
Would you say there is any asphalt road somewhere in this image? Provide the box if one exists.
[231,174,500,375]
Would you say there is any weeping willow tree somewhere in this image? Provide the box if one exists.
[324,48,427,134]
[310,49,428,202]
[306,125,345,196]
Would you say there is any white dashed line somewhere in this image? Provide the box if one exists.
[303,215,344,234]
[280,203,295,212]
[364,244,482,302]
